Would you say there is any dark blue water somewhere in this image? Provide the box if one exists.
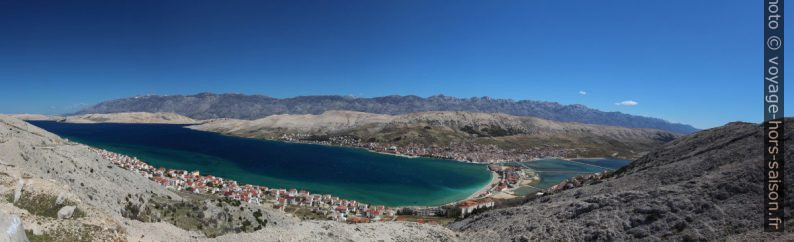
[29,121,492,206]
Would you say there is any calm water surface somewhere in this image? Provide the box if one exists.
[510,158,631,195]
[29,121,492,206]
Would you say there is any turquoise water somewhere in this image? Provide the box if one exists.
[510,158,631,195]
[29,121,492,206]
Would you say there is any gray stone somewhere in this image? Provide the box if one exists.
[57,205,76,219]
[55,191,65,205]
[13,179,23,203]
[0,211,29,242]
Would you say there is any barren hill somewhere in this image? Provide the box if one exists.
[63,112,199,124]
[190,111,678,160]
[76,93,698,134]
[449,120,794,241]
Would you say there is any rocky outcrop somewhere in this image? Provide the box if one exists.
[56,206,75,219]
[449,120,794,241]
[0,211,28,242]
[76,93,698,133]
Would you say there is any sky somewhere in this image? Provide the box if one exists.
[0,0,779,129]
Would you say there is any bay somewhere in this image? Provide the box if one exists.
[29,121,492,207]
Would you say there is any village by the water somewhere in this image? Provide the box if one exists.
[278,134,585,163]
[88,144,596,224]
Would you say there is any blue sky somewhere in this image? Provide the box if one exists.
[0,0,778,129]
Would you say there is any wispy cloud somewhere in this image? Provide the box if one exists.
[615,100,638,106]
[578,91,587,95]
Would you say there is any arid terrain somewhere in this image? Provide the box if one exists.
[189,110,678,160]
[450,120,794,241]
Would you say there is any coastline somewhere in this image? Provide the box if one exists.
[37,121,498,210]
[37,121,627,223]
[61,124,615,210]
[466,171,500,200]
[191,125,624,165]
[269,140,506,206]
[199,129,463,162]
[186,129,624,206]
[564,157,614,161]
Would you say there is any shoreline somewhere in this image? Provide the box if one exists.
[165,123,623,165]
[51,123,615,210]
[162,129,622,207]
[466,171,500,200]
[564,157,615,161]
[73,136,495,210]
[218,131,621,165]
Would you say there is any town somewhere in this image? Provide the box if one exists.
[87,147,537,224]
[278,133,585,163]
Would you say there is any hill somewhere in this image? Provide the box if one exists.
[76,93,698,134]
[189,111,679,161]
[449,119,794,241]
[63,112,198,124]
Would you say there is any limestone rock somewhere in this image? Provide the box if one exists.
[55,191,65,205]
[57,206,76,219]
[13,178,23,203]
[0,211,29,242]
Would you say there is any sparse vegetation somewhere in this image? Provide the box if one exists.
[4,192,85,219]
[25,224,104,242]
[123,193,265,238]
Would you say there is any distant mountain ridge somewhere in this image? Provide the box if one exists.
[77,93,698,134]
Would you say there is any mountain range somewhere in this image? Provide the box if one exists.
[76,93,698,134]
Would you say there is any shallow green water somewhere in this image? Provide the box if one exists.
[510,158,631,196]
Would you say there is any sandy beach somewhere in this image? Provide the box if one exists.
[466,171,500,200]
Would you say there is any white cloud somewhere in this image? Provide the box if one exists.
[615,100,638,106]
[578,91,587,95]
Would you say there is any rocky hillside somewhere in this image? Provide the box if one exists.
[9,114,64,121]
[63,112,199,124]
[449,120,794,241]
[76,93,698,134]
[190,111,678,160]
[12,112,199,124]
[0,115,458,241]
